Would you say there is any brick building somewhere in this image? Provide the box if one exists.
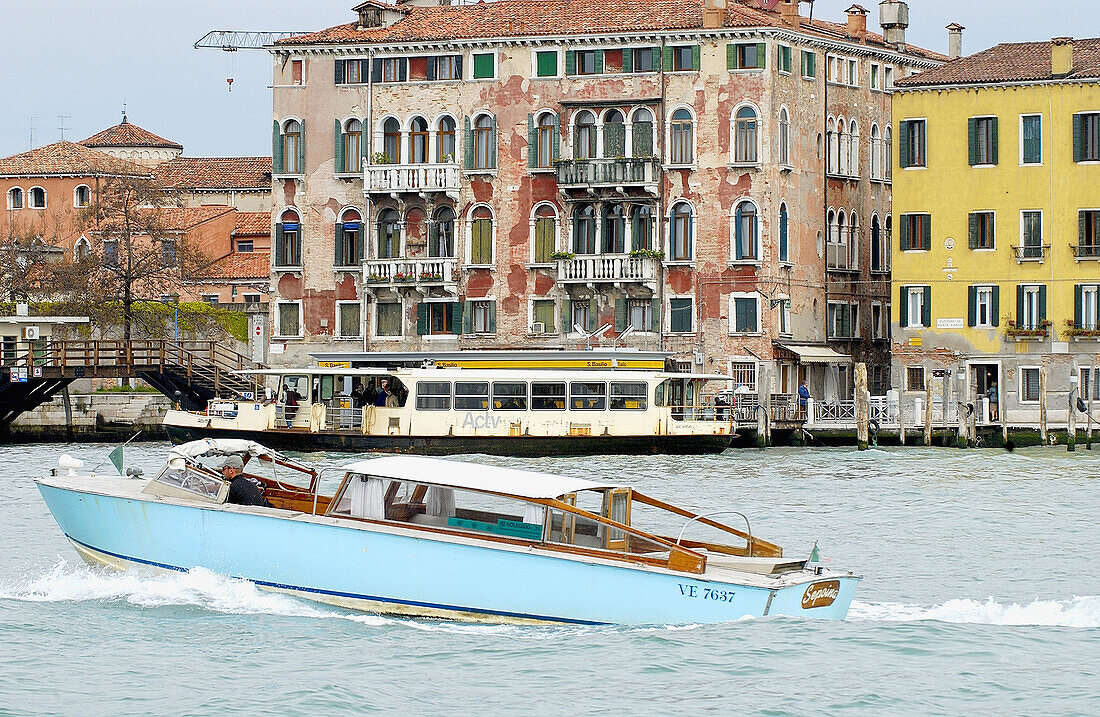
[266,0,943,405]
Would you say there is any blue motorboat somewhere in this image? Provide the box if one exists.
[35,440,859,624]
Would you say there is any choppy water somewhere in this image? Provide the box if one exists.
[1,442,1098,715]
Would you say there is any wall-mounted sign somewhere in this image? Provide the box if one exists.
[937,318,964,329]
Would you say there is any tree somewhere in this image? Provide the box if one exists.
[0,210,69,303]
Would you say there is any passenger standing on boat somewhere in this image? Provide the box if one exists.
[351,381,369,408]
[221,456,271,507]
[375,379,393,407]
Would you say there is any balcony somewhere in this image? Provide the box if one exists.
[365,163,460,199]
[363,258,457,289]
[1071,243,1100,261]
[555,158,660,193]
[1011,244,1051,263]
[556,254,659,286]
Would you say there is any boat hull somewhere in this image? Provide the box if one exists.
[37,481,857,625]
[163,423,734,457]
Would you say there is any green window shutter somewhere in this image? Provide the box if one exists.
[426,56,437,81]
[899,215,909,249]
[561,299,571,333]
[650,297,661,332]
[462,301,473,334]
[756,42,766,69]
[691,45,700,71]
[988,214,996,249]
[991,286,999,326]
[272,120,284,174]
[489,116,498,168]
[1016,285,1025,324]
[968,118,978,166]
[651,47,661,71]
[632,121,653,157]
[605,122,625,157]
[451,302,464,335]
[898,121,910,168]
[334,119,345,173]
[527,114,537,168]
[726,43,737,70]
[1080,210,1088,243]
[922,287,932,327]
[990,117,999,165]
[594,50,604,74]
[614,299,626,332]
[463,116,474,169]
[588,298,598,333]
[968,213,979,249]
[297,119,305,173]
[334,222,344,265]
[734,209,743,259]
[806,51,816,77]
[967,286,977,327]
[334,59,345,84]
[1073,114,1084,162]
[275,224,285,266]
[899,286,909,328]
[1038,285,1047,323]
[922,215,931,251]
[622,47,633,73]
[565,50,577,76]
[536,51,557,77]
[663,47,674,71]
[473,53,494,79]
[416,303,429,335]
[488,300,497,333]
[1075,284,1084,328]
[552,114,561,160]
[357,224,365,263]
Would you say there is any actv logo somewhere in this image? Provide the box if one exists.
[801,580,841,609]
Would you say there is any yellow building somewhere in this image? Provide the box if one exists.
[891,37,1100,430]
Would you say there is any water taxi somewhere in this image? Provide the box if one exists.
[36,440,859,624]
[163,351,736,455]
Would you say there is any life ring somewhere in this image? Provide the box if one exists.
[868,419,880,433]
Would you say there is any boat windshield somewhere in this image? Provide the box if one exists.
[152,465,224,499]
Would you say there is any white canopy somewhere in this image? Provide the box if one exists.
[339,456,618,500]
[777,344,852,364]
[167,438,284,469]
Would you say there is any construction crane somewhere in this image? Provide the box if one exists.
[194,31,310,91]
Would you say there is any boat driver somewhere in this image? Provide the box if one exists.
[220,455,271,507]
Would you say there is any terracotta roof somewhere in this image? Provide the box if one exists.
[277,0,944,61]
[198,251,271,281]
[233,212,272,237]
[80,117,183,150]
[153,157,272,191]
[898,38,1100,87]
[152,205,236,232]
[0,141,147,178]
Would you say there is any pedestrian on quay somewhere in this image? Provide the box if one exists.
[987,380,999,421]
[798,380,811,417]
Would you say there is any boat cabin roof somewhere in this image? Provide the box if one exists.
[339,456,617,500]
[235,367,732,382]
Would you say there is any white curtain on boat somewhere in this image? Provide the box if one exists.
[523,503,546,527]
[425,486,455,518]
[344,475,386,520]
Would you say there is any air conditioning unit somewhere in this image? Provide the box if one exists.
[530,322,545,334]
[23,326,40,340]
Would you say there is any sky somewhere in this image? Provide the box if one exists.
[0,0,1096,159]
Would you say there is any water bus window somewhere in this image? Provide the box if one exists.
[492,382,528,410]
[531,382,566,410]
[570,382,607,410]
[454,382,489,410]
[416,381,451,410]
[610,382,648,410]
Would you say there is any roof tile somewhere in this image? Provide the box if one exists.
[232,212,272,237]
[898,38,1100,87]
[198,251,271,281]
[0,141,147,177]
[153,157,272,191]
[80,118,183,150]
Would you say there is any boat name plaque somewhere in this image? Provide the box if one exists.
[801,580,841,609]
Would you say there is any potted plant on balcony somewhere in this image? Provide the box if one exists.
[372,152,390,165]
[441,153,455,164]
[419,270,443,282]
[393,271,414,283]
[549,251,575,261]
[629,248,665,260]
[1064,319,1100,340]
[1003,318,1050,340]
[366,273,387,284]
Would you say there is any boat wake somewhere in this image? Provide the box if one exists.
[850,595,1100,628]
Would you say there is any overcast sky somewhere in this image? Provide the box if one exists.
[0,0,1095,159]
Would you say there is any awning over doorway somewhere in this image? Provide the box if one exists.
[775,344,852,364]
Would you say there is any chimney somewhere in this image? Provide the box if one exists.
[1052,37,1074,77]
[780,0,801,29]
[702,0,728,30]
[879,0,909,51]
[946,23,964,59]
[846,5,868,42]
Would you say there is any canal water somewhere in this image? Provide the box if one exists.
[1,442,1097,715]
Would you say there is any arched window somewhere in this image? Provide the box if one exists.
[573,204,596,254]
[870,124,881,179]
[669,202,693,261]
[275,209,301,267]
[733,106,758,164]
[631,204,653,251]
[377,208,401,259]
[837,118,848,175]
[602,110,625,158]
[74,185,91,208]
[733,201,758,260]
[436,115,456,163]
[410,116,429,164]
[29,187,46,209]
[778,107,790,166]
[827,118,838,174]
[535,112,557,169]
[382,117,401,164]
[670,109,693,164]
[849,119,859,177]
[779,203,790,262]
[336,208,363,267]
[283,120,302,174]
[884,127,893,181]
[631,108,654,157]
[473,115,495,169]
[602,204,626,253]
[848,211,860,268]
[574,111,596,160]
[7,187,23,210]
[871,214,883,271]
[827,209,837,261]
[532,203,557,263]
[74,236,90,261]
[341,119,363,173]
[469,205,494,264]
[430,206,456,258]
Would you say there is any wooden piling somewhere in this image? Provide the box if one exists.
[899,395,907,445]
[1039,366,1048,444]
[1068,385,1077,452]
[941,369,951,447]
[855,363,869,450]
[924,376,934,446]
[968,381,977,448]
[1089,363,1095,450]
